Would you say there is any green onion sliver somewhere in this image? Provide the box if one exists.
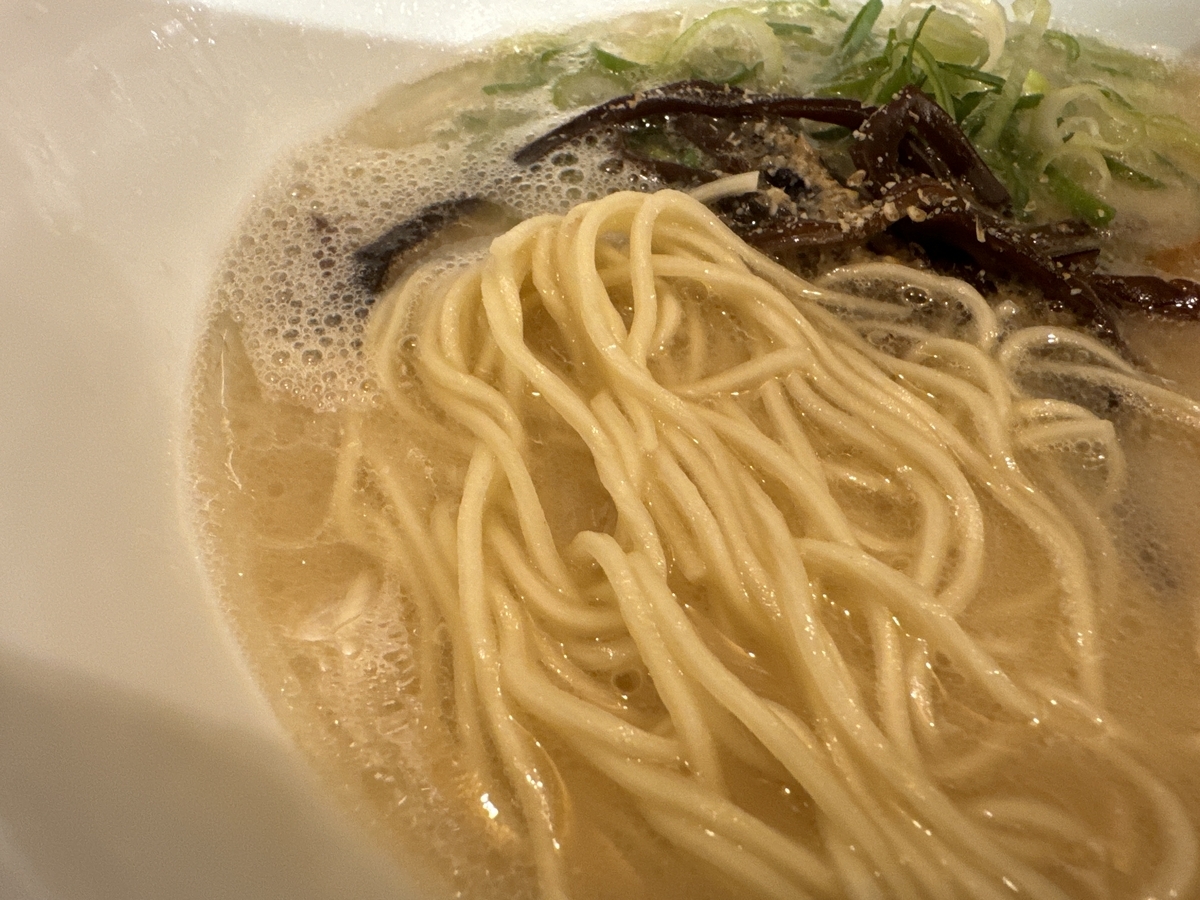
[839,0,883,57]
[1045,164,1117,227]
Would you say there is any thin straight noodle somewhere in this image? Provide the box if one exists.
[531,226,589,371]
[488,586,851,898]
[908,338,1013,421]
[572,531,727,795]
[651,443,748,606]
[682,294,708,384]
[642,481,709,583]
[625,192,666,366]
[484,568,683,765]
[659,423,783,615]
[488,523,625,635]
[330,427,459,748]
[629,554,922,898]
[581,744,837,896]
[773,375,956,590]
[458,449,569,900]
[482,219,669,575]
[430,325,582,602]
[637,807,812,900]
[811,714,983,900]
[759,378,826,482]
[743,484,1059,900]
[1000,326,1200,427]
[869,608,925,771]
[650,280,684,354]
[872,352,1014,463]
[817,262,1000,350]
[524,624,638,720]
[618,390,660,459]
[333,425,494,765]
[590,390,648,491]
[691,402,859,545]
[796,540,1036,716]
[676,346,814,397]
[817,817,890,900]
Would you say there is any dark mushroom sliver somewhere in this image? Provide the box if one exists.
[1019,219,1098,258]
[508,81,1199,346]
[884,193,1123,344]
[355,196,494,293]
[851,85,1010,209]
[741,174,1120,344]
[1090,276,1200,319]
[513,80,869,165]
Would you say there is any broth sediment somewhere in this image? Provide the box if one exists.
[190,8,1200,899]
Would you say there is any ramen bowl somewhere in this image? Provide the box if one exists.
[0,1,1194,898]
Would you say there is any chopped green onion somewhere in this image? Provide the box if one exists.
[1152,151,1200,189]
[874,57,923,103]
[937,61,1005,90]
[663,8,784,84]
[976,0,1050,150]
[904,6,937,68]
[1045,164,1117,227]
[768,21,814,36]
[1014,92,1044,110]
[839,0,883,58]
[809,124,854,140]
[1043,30,1080,62]
[1103,155,1166,189]
[1148,115,1200,163]
[592,46,641,73]
[953,90,990,122]
[1091,83,1135,110]
[721,61,766,86]
[1078,37,1169,82]
[911,41,955,114]
[820,54,889,98]
[551,69,630,109]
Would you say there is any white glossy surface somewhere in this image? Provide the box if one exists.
[194,0,1200,50]
[0,1,1190,898]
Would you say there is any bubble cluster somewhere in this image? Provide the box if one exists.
[212,84,656,411]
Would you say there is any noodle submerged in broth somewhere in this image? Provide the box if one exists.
[190,6,1200,899]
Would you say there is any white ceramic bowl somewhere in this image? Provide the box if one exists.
[0,2,1194,898]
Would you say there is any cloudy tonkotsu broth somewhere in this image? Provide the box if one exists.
[189,6,1200,899]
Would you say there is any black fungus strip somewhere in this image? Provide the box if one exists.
[738,176,964,253]
[735,216,859,252]
[513,80,869,165]
[896,135,957,187]
[1090,275,1200,319]
[851,85,1011,209]
[884,189,1122,342]
[624,153,722,187]
[354,196,489,293]
[739,176,1123,343]
[1020,219,1098,261]
[504,81,1200,341]
[1048,248,1102,275]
